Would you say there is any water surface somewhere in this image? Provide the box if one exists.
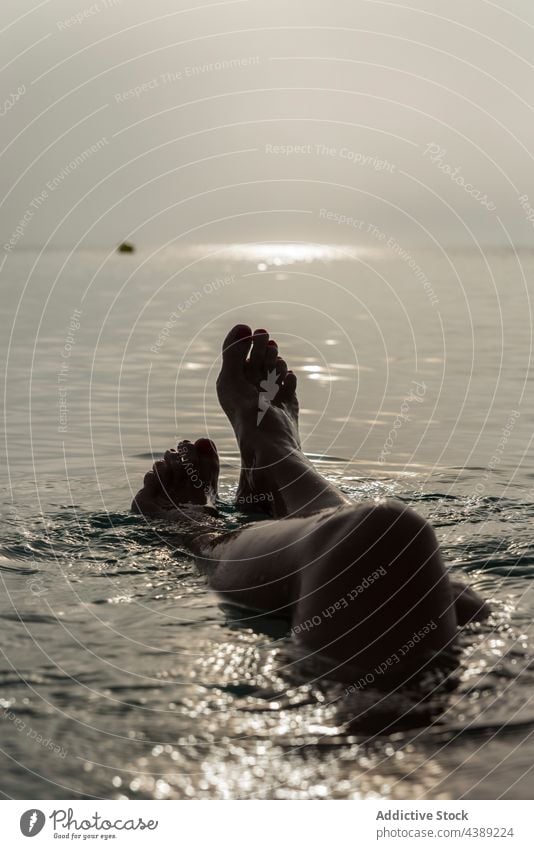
[1,245,534,798]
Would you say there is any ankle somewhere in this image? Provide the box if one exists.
[255,440,307,467]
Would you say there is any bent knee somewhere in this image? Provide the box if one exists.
[296,500,457,671]
[363,498,433,534]
[310,499,455,633]
[331,499,439,567]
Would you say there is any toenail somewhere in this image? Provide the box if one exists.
[254,328,268,335]
[235,326,251,339]
[267,339,277,345]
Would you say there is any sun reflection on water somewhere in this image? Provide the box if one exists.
[186,242,376,266]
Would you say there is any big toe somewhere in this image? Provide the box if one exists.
[154,458,171,488]
[247,328,269,382]
[194,438,219,493]
[220,324,252,376]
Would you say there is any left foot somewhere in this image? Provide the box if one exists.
[216,325,300,460]
[132,438,219,517]
[216,325,300,514]
[217,324,350,518]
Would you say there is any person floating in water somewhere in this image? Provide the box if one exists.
[132,324,489,686]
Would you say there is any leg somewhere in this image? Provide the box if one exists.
[131,438,487,685]
[449,578,491,625]
[215,323,488,630]
[196,499,460,684]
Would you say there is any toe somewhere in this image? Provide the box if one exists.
[278,370,297,401]
[164,448,185,488]
[142,470,159,493]
[194,437,218,459]
[248,329,269,381]
[177,440,199,477]
[164,448,180,465]
[178,441,207,500]
[221,324,252,373]
[265,339,278,371]
[177,440,195,463]
[153,459,171,488]
[275,357,288,382]
[194,438,220,493]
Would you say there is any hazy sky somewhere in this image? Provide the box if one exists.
[2,0,534,249]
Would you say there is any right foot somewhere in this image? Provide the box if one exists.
[216,324,350,518]
[132,438,219,517]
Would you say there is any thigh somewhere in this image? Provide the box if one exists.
[292,500,458,676]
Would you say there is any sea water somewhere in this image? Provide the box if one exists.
[1,244,534,798]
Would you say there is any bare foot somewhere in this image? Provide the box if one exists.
[216,325,300,514]
[216,325,299,452]
[132,438,219,517]
[216,324,350,518]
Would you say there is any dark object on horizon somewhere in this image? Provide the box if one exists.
[118,241,135,253]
